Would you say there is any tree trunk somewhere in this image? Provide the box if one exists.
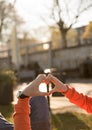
[61,31,67,48]
[0,17,4,39]
[0,26,2,39]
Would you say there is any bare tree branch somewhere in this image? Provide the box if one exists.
[69,0,92,28]
[40,0,92,47]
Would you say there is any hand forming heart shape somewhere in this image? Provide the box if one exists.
[22,74,68,97]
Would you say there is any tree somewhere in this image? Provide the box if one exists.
[42,0,92,48]
[67,29,78,47]
[0,0,24,43]
[49,27,61,49]
[0,1,13,40]
[82,21,92,43]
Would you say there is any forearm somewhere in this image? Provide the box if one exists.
[13,98,31,130]
[63,87,92,113]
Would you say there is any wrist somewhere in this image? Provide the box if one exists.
[62,84,69,93]
[17,91,29,99]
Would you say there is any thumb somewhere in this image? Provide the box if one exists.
[48,87,56,95]
[39,92,49,96]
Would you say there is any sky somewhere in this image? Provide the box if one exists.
[8,0,92,30]
[9,0,53,30]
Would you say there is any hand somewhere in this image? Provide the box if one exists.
[47,74,68,94]
[22,74,49,97]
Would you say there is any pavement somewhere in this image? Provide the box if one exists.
[13,78,92,114]
[50,78,92,114]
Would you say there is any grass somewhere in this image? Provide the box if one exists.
[0,104,14,123]
[0,104,92,130]
[51,112,92,130]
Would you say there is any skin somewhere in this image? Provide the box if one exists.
[21,74,68,97]
[22,74,49,97]
[47,74,69,94]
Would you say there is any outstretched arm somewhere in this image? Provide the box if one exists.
[64,87,92,113]
[13,74,49,130]
[47,74,92,113]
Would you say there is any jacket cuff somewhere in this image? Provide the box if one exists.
[62,87,75,99]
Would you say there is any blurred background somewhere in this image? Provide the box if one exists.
[0,0,92,104]
[0,1,92,129]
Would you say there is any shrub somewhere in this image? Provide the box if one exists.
[0,69,17,105]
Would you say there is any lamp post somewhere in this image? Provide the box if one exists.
[43,41,52,110]
[44,68,52,109]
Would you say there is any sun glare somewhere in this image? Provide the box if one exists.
[39,83,47,92]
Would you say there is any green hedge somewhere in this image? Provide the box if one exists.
[0,69,17,105]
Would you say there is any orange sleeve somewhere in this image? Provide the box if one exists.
[63,87,92,113]
[13,98,31,130]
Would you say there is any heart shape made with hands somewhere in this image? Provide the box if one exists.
[39,74,66,94]
[22,74,67,97]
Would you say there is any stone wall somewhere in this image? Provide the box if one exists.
[27,44,92,71]
[53,44,92,70]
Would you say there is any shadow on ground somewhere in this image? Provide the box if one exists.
[51,112,90,130]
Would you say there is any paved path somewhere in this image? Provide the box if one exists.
[13,79,92,114]
[50,79,92,114]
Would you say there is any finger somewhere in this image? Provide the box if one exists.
[47,74,52,80]
[38,92,49,96]
[50,75,64,86]
[48,87,56,94]
[36,75,47,85]
[43,78,50,84]
[41,74,47,80]
[36,74,46,81]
